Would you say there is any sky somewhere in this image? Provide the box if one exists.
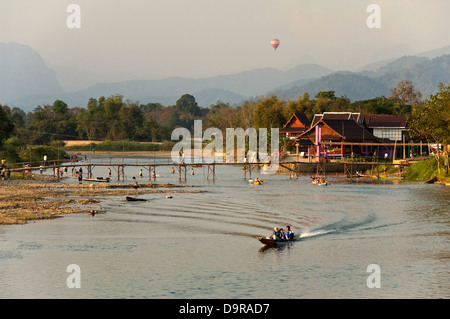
[1,0,449,91]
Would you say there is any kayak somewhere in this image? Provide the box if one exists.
[84,177,110,182]
[257,235,295,246]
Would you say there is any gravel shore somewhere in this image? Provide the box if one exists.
[0,175,201,225]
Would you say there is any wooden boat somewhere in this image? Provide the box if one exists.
[126,196,147,202]
[84,177,110,182]
[359,174,380,179]
[425,177,438,184]
[257,235,295,246]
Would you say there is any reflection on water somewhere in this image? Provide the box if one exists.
[1,157,449,298]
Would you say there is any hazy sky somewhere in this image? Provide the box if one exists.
[1,0,449,90]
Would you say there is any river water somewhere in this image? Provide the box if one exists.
[0,156,449,299]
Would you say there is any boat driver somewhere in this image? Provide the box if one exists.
[285,226,294,240]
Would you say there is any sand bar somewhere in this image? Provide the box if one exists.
[0,175,202,225]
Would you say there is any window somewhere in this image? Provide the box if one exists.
[373,128,403,141]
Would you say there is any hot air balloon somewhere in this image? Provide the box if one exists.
[271,39,280,50]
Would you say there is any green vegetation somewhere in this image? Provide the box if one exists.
[0,142,65,167]
[64,140,176,152]
[408,83,450,176]
[0,81,448,183]
[405,157,450,183]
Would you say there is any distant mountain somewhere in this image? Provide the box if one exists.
[2,42,450,111]
[416,45,450,59]
[188,88,248,107]
[359,56,429,76]
[199,64,332,97]
[273,72,389,101]
[274,54,450,101]
[357,45,450,72]
[0,42,62,104]
[368,54,450,98]
[6,62,333,110]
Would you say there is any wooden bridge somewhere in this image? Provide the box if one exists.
[6,159,261,182]
[5,157,410,182]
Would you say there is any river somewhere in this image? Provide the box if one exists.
[0,156,449,299]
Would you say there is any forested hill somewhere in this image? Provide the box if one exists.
[272,54,450,101]
[271,72,390,101]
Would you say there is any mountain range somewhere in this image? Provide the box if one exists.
[1,42,450,112]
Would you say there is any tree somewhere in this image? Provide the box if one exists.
[27,105,55,144]
[389,80,423,115]
[10,107,26,134]
[175,94,200,114]
[119,101,143,140]
[205,101,239,132]
[104,95,123,121]
[409,83,450,173]
[0,105,14,148]
[236,100,256,129]
[254,96,286,129]
[77,100,101,140]
[52,99,69,115]
[22,100,77,144]
[168,94,202,130]
[351,97,395,115]
[315,91,336,100]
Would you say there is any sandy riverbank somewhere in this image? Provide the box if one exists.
[0,175,202,225]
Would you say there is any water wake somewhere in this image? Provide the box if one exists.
[299,229,335,239]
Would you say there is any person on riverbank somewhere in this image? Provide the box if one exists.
[108,168,111,178]
[139,169,143,178]
[132,177,139,195]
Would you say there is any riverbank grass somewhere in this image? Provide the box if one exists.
[405,157,450,184]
